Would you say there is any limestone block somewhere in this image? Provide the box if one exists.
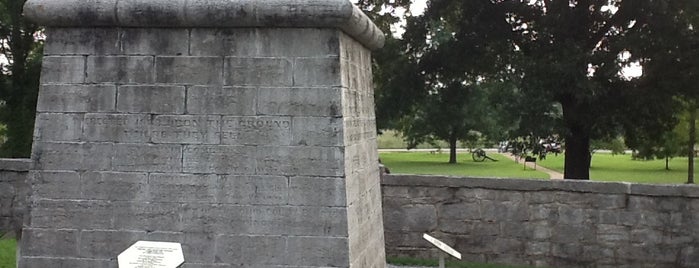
[291,117,343,146]
[224,57,293,87]
[40,56,85,84]
[294,57,341,86]
[117,85,185,114]
[183,145,256,174]
[29,200,113,229]
[111,201,182,231]
[37,85,116,113]
[78,230,141,259]
[256,87,342,117]
[30,171,81,199]
[117,0,187,27]
[287,236,349,267]
[86,56,154,83]
[156,56,223,85]
[209,28,340,57]
[186,86,256,115]
[383,204,437,232]
[19,257,113,268]
[33,113,83,142]
[20,229,79,257]
[221,116,291,146]
[219,175,288,205]
[214,235,286,265]
[440,202,481,220]
[32,142,113,171]
[289,176,346,207]
[44,28,120,55]
[148,173,218,202]
[81,172,148,201]
[120,28,189,55]
[112,144,182,172]
[151,115,221,144]
[83,114,150,143]
[255,146,344,177]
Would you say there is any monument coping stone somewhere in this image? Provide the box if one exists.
[23,0,385,50]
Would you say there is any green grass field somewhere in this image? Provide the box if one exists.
[380,151,698,184]
[379,152,549,179]
[536,153,698,184]
[0,238,15,268]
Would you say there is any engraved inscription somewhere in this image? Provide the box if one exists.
[84,114,150,142]
[221,116,291,145]
[151,115,221,144]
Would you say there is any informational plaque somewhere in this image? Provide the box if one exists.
[118,241,184,268]
[423,233,462,259]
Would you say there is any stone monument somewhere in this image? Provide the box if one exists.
[20,0,386,267]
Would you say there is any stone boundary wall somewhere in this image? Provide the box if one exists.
[382,175,699,268]
[0,158,31,235]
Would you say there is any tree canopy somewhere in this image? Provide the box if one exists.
[0,0,42,157]
[374,0,697,180]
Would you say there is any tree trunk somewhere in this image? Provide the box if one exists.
[564,131,591,180]
[449,134,457,164]
[666,156,670,171]
[689,107,696,184]
[561,98,592,180]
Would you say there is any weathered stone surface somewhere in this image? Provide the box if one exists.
[83,114,150,143]
[256,87,342,117]
[117,86,186,114]
[33,113,83,142]
[156,57,223,85]
[382,174,699,268]
[120,28,189,55]
[151,115,221,144]
[186,86,256,115]
[23,3,385,267]
[44,28,120,55]
[224,57,293,86]
[24,0,385,50]
[37,85,116,113]
[86,56,154,83]
[40,56,85,84]
[113,144,182,172]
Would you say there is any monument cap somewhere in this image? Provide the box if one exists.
[23,0,385,50]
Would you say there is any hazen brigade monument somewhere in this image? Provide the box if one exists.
[20,0,386,267]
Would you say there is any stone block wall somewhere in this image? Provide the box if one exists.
[382,175,699,268]
[21,0,386,267]
[0,159,31,235]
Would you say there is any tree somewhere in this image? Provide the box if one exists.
[625,0,699,182]
[0,0,42,157]
[391,1,516,164]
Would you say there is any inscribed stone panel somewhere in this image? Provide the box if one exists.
[221,116,291,146]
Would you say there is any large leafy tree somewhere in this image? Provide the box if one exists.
[0,0,42,157]
[387,0,693,179]
[391,1,516,163]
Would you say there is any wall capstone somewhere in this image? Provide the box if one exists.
[23,0,385,50]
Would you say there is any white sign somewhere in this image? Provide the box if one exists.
[423,233,462,260]
[118,241,184,268]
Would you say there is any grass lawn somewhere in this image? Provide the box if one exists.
[0,238,15,268]
[529,153,698,184]
[388,256,536,268]
[379,152,549,179]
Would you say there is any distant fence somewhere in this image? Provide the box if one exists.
[0,158,31,236]
[381,174,699,268]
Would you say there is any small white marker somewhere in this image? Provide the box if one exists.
[423,233,462,268]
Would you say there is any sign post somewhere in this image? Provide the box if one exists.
[118,241,184,268]
[423,233,461,268]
